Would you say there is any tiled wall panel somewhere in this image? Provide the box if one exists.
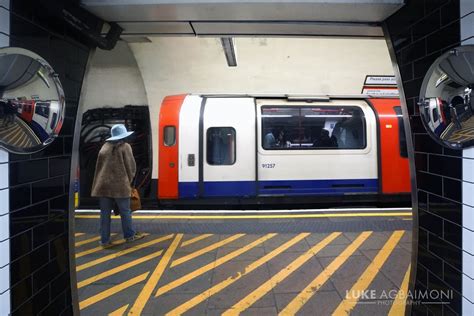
[386,0,468,314]
[0,0,92,314]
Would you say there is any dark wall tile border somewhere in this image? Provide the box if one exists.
[386,0,464,314]
[5,0,92,314]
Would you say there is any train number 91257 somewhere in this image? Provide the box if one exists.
[261,163,276,169]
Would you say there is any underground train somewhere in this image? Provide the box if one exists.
[16,99,61,141]
[157,94,411,207]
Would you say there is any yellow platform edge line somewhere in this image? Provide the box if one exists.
[76,212,412,220]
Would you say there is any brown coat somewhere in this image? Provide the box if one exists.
[91,142,136,198]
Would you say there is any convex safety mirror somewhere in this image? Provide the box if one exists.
[419,45,474,149]
[0,47,65,153]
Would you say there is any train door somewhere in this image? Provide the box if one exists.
[158,95,186,199]
[370,98,410,194]
[201,98,256,197]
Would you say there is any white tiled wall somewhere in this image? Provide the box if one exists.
[0,2,9,315]
[464,148,474,307]
[461,0,474,310]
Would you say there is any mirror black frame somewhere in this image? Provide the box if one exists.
[419,45,474,150]
[0,47,65,154]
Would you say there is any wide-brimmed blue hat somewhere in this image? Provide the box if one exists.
[106,124,134,141]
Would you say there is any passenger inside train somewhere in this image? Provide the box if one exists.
[261,106,365,150]
[263,128,277,148]
[313,129,338,148]
[207,127,236,165]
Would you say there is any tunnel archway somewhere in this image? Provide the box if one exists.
[0,1,472,314]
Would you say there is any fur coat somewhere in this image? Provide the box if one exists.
[91,142,136,198]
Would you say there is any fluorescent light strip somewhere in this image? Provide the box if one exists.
[261,115,293,117]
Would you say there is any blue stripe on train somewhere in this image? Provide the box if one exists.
[179,182,199,198]
[258,179,378,195]
[30,120,49,142]
[178,179,378,198]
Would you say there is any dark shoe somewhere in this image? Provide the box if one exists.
[99,241,114,249]
[126,232,146,243]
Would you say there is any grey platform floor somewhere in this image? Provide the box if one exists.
[74,211,412,315]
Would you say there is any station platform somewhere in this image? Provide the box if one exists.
[74,209,412,315]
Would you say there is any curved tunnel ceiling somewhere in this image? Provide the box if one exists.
[80,0,404,38]
[0,55,40,91]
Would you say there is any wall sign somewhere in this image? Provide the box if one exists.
[362,75,399,97]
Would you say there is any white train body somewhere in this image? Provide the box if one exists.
[158,94,410,203]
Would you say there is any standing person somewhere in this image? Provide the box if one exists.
[4,100,16,126]
[276,129,291,148]
[91,124,145,247]
[263,129,277,148]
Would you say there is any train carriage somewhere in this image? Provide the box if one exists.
[158,94,411,207]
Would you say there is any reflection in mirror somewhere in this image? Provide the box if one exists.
[419,45,474,149]
[0,47,65,153]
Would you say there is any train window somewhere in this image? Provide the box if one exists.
[261,106,366,150]
[432,108,439,122]
[163,126,176,146]
[207,127,236,165]
[394,106,408,158]
[35,102,50,118]
[50,113,57,130]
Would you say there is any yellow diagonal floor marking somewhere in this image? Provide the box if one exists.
[155,233,277,297]
[181,234,214,247]
[78,234,220,288]
[76,237,135,259]
[171,234,245,268]
[78,250,164,288]
[279,231,372,315]
[222,232,341,316]
[129,234,183,315]
[75,233,85,237]
[79,272,149,310]
[167,233,311,316]
[109,304,129,316]
[75,234,117,247]
[76,242,124,259]
[388,264,411,316]
[332,230,405,315]
[76,234,173,272]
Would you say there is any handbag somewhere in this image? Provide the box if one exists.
[130,187,141,212]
